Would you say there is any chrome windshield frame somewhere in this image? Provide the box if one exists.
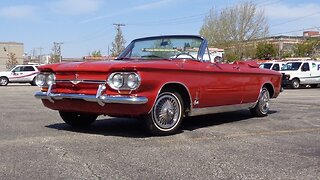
[117,35,207,62]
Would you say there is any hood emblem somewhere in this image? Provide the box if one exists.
[70,73,81,85]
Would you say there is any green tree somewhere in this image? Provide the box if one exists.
[111,26,126,57]
[91,50,102,57]
[6,52,18,70]
[200,1,269,61]
[49,54,60,64]
[256,42,276,59]
[293,38,320,58]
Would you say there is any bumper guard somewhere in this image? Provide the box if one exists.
[34,84,148,106]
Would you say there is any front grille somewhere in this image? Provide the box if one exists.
[53,72,108,95]
[55,79,106,84]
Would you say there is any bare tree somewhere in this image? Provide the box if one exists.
[111,24,126,57]
[49,54,60,64]
[49,42,62,64]
[6,52,18,70]
[200,1,269,60]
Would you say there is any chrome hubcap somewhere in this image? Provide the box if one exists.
[259,89,270,114]
[153,93,181,130]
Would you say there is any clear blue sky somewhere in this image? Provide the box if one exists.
[1,0,320,57]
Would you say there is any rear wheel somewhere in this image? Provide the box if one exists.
[144,91,184,135]
[250,87,270,117]
[59,111,97,127]
[0,77,9,86]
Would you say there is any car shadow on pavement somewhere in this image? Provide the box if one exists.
[46,110,277,138]
[46,117,148,138]
[181,110,276,131]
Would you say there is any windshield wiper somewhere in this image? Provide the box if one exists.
[115,57,133,60]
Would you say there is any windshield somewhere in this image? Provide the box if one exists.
[9,66,18,71]
[281,62,302,71]
[259,63,272,69]
[117,36,203,60]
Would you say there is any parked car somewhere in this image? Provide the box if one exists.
[0,64,39,86]
[34,35,282,135]
[259,61,286,71]
[281,60,320,89]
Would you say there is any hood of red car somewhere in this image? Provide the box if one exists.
[38,59,180,72]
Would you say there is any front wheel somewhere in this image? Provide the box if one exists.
[59,111,97,127]
[291,79,300,89]
[144,91,184,136]
[30,77,36,86]
[250,87,270,117]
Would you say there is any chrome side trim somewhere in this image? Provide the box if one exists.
[188,102,256,117]
[34,92,148,105]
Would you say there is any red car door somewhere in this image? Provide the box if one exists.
[197,62,244,108]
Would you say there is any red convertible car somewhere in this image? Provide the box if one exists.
[35,35,282,135]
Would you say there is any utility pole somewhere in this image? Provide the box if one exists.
[53,42,63,63]
[111,23,126,57]
[32,48,36,59]
[37,47,43,64]
[113,23,125,34]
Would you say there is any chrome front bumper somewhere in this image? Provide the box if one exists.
[34,84,148,106]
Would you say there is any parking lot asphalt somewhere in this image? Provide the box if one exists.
[0,85,319,179]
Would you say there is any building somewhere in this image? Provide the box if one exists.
[264,35,306,57]
[303,31,320,37]
[256,31,320,58]
[0,42,24,71]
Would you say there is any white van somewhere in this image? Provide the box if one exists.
[259,61,286,71]
[281,60,320,88]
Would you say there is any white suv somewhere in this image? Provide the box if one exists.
[0,64,39,86]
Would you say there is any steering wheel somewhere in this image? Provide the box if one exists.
[174,52,195,59]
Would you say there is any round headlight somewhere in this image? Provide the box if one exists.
[46,73,56,85]
[111,74,124,89]
[127,73,139,89]
[35,74,46,87]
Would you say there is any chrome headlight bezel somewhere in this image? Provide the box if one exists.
[127,73,140,89]
[108,73,124,89]
[46,73,56,86]
[35,73,46,87]
[107,72,141,90]
[35,72,56,87]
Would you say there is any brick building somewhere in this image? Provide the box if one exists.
[0,42,24,71]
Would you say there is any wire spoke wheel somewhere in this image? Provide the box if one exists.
[145,91,184,135]
[153,94,180,129]
[250,87,270,117]
[259,89,270,115]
